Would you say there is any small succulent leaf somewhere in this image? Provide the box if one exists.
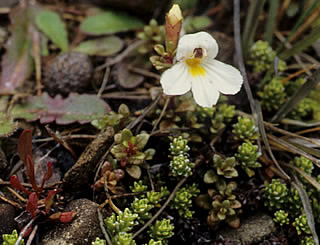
[135,133,150,150]
[49,212,61,220]
[126,165,141,179]
[18,129,32,164]
[128,152,145,164]
[121,129,133,142]
[59,211,76,223]
[10,175,31,195]
[195,194,211,210]
[26,192,38,218]
[144,148,156,160]
[118,104,130,116]
[73,36,123,56]
[204,169,218,184]
[231,200,242,209]
[80,11,144,35]
[45,189,57,214]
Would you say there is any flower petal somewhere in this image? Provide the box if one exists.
[191,75,220,107]
[160,62,191,95]
[203,59,243,94]
[176,32,219,60]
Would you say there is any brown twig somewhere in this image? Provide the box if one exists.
[0,193,23,209]
[26,224,38,245]
[98,67,110,98]
[45,125,77,159]
[151,95,169,134]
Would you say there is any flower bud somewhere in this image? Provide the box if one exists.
[165,4,183,53]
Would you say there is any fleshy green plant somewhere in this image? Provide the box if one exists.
[288,186,303,216]
[113,232,136,245]
[263,179,288,210]
[170,183,200,218]
[92,238,106,245]
[170,155,194,177]
[273,210,290,226]
[131,198,153,223]
[247,40,286,73]
[169,136,194,177]
[2,230,24,245]
[169,136,190,156]
[148,219,174,242]
[292,156,313,175]
[198,180,241,228]
[289,98,315,120]
[232,116,259,142]
[207,199,239,226]
[235,142,261,177]
[258,77,287,112]
[146,239,163,245]
[130,180,148,193]
[212,154,238,178]
[104,208,138,236]
[293,213,311,235]
[301,236,315,245]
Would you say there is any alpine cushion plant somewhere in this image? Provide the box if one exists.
[160,32,243,107]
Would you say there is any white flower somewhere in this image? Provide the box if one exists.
[160,32,243,107]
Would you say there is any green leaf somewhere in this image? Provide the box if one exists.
[0,112,18,137]
[35,10,69,51]
[11,93,109,124]
[80,11,144,35]
[0,5,33,92]
[121,129,133,142]
[129,152,145,165]
[144,148,156,160]
[203,170,218,184]
[126,165,141,179]
[73,36,124,56]
[135,133,150,150]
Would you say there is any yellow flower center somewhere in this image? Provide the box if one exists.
[185,58,206,77]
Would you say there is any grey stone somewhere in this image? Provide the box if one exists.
[41,199,105,245]
[0,203,16,243]
[218,213,276,244]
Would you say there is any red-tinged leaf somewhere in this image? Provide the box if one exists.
[26,192,38,218]
[18,129,32,164]
[40,162,53,192]
[11,93,110,124]
[26,155,38,192]
[45,189,57,214]
[48,212,61,220]
[0,6,34,92]
[59,211,76,223]
[10,175,31,195]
